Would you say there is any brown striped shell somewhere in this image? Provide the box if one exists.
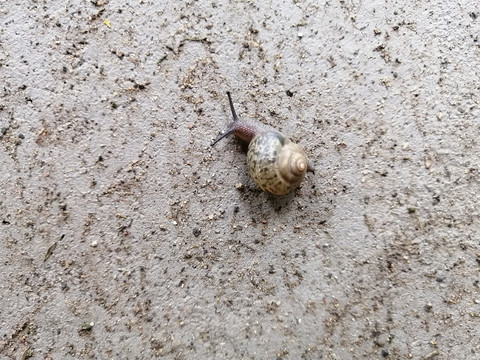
[247,131,307,195]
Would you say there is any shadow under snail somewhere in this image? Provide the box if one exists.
[211,91,309,196]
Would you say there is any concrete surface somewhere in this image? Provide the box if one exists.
[1,1,479,359]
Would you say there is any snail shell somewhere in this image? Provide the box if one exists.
[211,92,309,196]
[247,131,307,195]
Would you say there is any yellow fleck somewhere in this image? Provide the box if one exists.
[104,19,111,28]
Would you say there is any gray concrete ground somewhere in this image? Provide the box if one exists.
[1,1,479,359]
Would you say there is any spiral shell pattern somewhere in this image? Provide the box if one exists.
[247,131,307,195]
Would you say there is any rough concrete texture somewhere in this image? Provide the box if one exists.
[1,1,479,359]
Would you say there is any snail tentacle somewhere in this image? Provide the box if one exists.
[210,128,236,146]
[211,92,260,146]
[226,91,239,122]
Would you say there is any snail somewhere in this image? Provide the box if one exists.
[211,91,309,195]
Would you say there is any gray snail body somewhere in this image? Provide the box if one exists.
[211,92,308,195]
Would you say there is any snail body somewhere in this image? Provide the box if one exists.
[211,92,308,195]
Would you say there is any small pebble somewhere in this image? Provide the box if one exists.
[91,240,98,247]
[235,183,245,191]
